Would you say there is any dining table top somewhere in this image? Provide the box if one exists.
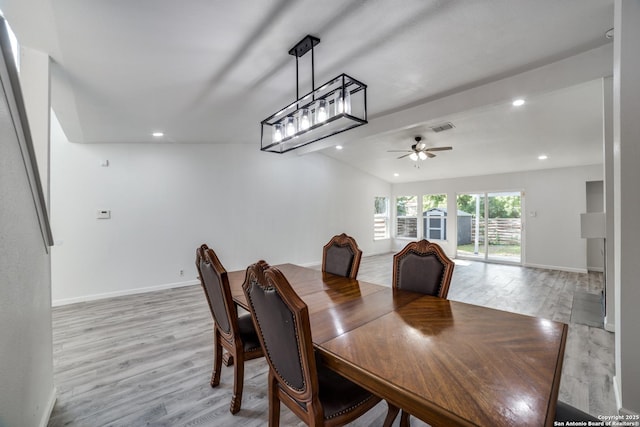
[226,263,568,427]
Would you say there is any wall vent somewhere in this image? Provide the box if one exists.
[431,122,455,133]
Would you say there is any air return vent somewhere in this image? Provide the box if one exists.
[430,122,455,133]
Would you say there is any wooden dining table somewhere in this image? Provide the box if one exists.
[227,263,568,427]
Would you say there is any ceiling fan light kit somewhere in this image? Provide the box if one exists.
[260,35,368,154]
[388,136,453,163]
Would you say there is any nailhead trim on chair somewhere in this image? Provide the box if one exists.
[396,249,447,294]
[325,394,377,420]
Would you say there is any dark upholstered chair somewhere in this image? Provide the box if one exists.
[555,401,599,423]
[242,261,384,426]
[322,233,363,279]
[195,244,263,414]
[391,239,455,426]
[392,239,455,298]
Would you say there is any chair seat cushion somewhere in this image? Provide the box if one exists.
[316,359,377,421]
[237,312,262,352]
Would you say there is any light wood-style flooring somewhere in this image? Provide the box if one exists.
[49,254,615,426]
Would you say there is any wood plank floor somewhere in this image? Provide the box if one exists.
[49,254,616,426]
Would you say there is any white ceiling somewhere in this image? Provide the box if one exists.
[1,0,614,182]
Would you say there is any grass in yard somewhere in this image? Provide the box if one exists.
[457,243,521,257]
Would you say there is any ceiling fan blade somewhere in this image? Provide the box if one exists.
[425,146,453,152]
[397,153,413,159]
[426,152,436,158]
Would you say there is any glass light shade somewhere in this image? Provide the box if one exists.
[285,116,296,137]
[272,122,283,143]
[299,108,311,131]
[418,151,427,160]
[409,152,419,161]
[315,99,328,123]
[334,88,351,115]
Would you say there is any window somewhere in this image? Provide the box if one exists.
[396,196,418,238]
[374,196,390,240]
[423,194,447,240]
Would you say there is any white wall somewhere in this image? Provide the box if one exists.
[391,164,603,272]
[0,43,54,427]
[50,116,392,304]
[613,0,640,415]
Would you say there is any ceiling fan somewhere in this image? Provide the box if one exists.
[388,136,453,161]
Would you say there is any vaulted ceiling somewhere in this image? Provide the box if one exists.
[1,0,614,182]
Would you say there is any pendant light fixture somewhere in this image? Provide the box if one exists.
[260,35,368,153]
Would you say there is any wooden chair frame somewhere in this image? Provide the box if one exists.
[321,233,363,279]
[195,244,263,414]
[242,261,384,426]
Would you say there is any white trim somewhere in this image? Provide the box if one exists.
[39,387,57,427]
[298,250,394,269]
[523,262,588,274]
[614,375,622,413]
[613,375,639,416]
[604,315,615,332]
[297,260,319,268]
[364,250,395,257]
[587,266,605,273]
[52,280,199,306]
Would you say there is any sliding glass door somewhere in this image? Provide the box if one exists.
[456,193,485,259]
[456,191,522,263]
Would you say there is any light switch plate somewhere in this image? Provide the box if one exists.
[96,209,111,219]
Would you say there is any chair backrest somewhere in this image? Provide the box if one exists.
[392,239,454,298]
[195,244,237,341]
[322,233,363,279]
[242,261,318,404]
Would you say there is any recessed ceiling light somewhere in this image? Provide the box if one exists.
[152,132,164,137]
[512,99,525,107]
[336,145,343,150]
[393,173,399,177]
[538,154,548,160]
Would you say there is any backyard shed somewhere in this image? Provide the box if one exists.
[423,207,473,243]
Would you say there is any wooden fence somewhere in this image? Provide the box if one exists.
[471,218,521,245]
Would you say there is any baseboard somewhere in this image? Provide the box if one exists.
[297,251,394,269]
[52,279,199,306]
[613,376,640,416]
[297,260,320,268]
[619,407,640,417]
[39,387,57,427]
[587,266,605,273]
[613,375,638,416]
[364,250,395,257]
[523,262,588,274]
[604,315,616,332]
[614,376,622,414]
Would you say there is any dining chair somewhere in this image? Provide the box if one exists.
[391,239,455,426]
[321,233,363,279]
[242,260,390,426]
[195,244,264,414]
[392,239,455,298]
[555,401,599,422]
